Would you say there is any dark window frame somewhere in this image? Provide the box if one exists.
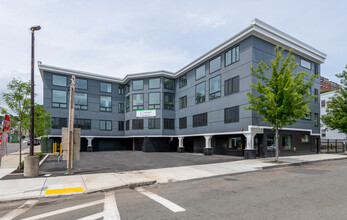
[52,89,67,108]
[132,93,144,111]
[300,58,311,70]
[179,117,187,129]
[132,80,144,91]
[224,75,240,95]
[99,120,112,131]
[149,78,161,90]
[209,56,221,74]
[126,120,130,130]
[148,92,161,109]
[52,117,67,129]
[179,75,187,88]
[148,118,160,129]
[164,92,175,110]
[132,119,144,130]
[193,113,208,127]
[100,82,112,93]
[195,65,206,80]
[118,85,124,95]
[118,121,124,131]
[164,78,175,90]
[126,96,130,112]
[76,78,88,90]
[74,118,91,130]
[209,75,221,100]
[118,103,124,113]
[224,106,239,123]
[52,74,67,87]
[225,45,240,67]
[179,96,187,109]
[100,95,112,112]
[74,92,88,110]
[164,118,175,129]
[195,81,206,104]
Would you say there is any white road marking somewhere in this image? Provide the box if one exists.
[136,187,185,213]
[0,200,38,220]
[77,212,104,220]
[21,199,104,220]
[104,191,121,220]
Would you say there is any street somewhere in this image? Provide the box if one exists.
[0,159,346,220]
[6,143,29,155]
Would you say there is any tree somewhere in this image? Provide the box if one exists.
[23,104,52,137]
[2,79,31,169]
[245,46,317,161]
[321,66,347,135]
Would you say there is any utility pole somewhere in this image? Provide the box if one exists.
[67,75,75,174]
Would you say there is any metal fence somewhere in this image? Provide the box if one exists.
[320,139,346,153]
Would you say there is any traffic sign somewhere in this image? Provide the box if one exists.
[3,114,10,133]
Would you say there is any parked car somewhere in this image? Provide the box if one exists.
[27,138,40,146]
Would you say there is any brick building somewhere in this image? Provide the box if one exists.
[320,76,340,92]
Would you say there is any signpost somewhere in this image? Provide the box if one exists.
[0,115,11,158]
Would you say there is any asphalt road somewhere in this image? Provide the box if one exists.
[1,159,347,220]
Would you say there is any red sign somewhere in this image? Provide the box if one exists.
[3,115,10,133]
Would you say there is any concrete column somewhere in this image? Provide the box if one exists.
[177,137,184,153]
[243,132,256,159]
[204,135,213,155]
[86,137,94,152]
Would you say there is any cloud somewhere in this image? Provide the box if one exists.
[186,12,226,28]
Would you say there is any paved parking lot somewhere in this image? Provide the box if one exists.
[39,151,242,176]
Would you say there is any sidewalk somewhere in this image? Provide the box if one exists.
[0,145,41,179]
[1,153,346,202]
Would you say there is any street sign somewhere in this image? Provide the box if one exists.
[3,115,10,133]
[0,115,10,157]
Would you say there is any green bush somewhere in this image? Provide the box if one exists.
[35,152,43,159]
[18,161,24,170]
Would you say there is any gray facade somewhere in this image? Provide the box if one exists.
[40,19,326,157]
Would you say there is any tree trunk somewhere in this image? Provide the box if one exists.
[275,125,279,161]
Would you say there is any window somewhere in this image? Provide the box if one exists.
[148,118,160,129]
[303,113,311,120]
[74,119,91,130]
[149,78,160,89]
[225,76,239,95]
[118,121,124,131]
[179,96,187,109]
[76,78,87,89]
[224,106,239,123]
[118,103,124,113]
[314,113,319,127]
[179,117,187,129]
[52,117,67,129]
[126,120,130,130]
[132,119,144,130]
[209,75,221,99]
[52,74,67,87]
[52,90,67,108]
[195,82,205,104]
[227,137,242,150]
[100,96,112,112]
[149,92,160,109]
[282,135,292,150]
[301,134,309,143]
[314,64,319,75]
[126,96,130,112]
[164,79,175,90]
[133,80,143,91]
[314,89,318,102]
[300,59,311,69]
[75,93,88,110]
[209,56,221,73]
[118,85,124,95]
[179,75,187,88]
[100,82,111,93]
[99,120,112,131]
[267,135,275,150]
[225,46,240,66]
[196,65,205,80]
[132,94,144,110]
[164,93,175,110]
[164,118,174,129]
[321,100,325,107]
[193,113,207,127]
[125,83,130,94]
[322,130,326,137]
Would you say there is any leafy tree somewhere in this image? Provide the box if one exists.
[321,66,347,135]
[23,104,52,137]
[245,46,317,161]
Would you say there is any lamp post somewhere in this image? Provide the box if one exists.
[29,25,40,156]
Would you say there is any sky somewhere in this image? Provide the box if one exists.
[0,0,346,110]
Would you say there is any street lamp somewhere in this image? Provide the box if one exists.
[29,25,41,156]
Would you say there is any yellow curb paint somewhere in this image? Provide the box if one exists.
[45,187,83,195]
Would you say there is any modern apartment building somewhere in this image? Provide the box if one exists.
[39,19,326,158]
[320,76,340,92]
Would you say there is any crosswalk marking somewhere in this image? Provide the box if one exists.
[0,200,38,220]
[77,212,104,220]
[136,187,185,213]
[21,199,104,220]
[104,191,121,220]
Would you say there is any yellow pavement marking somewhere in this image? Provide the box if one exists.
[45,187,83,195]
